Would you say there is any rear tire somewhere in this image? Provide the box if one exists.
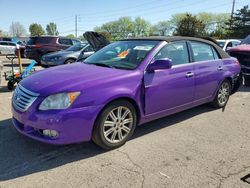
[7,80,15,91]
[210,79,231,108]
[92,100,137,150]
[244,76,250,87]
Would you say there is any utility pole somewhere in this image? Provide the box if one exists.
[75,15,78,38]
[231,0,236,19]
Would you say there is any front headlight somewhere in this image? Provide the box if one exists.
[51,56,62,61]
[39,92,80,110]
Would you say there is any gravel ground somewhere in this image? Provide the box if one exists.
[0,56,250,188]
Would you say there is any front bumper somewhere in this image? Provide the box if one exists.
[12,102,104,145]
[231,72,243,94]
[41,59,65,67]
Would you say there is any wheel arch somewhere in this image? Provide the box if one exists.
[64,57,76,64]
[94,96,142,127]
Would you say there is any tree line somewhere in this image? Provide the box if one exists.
[0,5,249,39]
[95,5,250,40]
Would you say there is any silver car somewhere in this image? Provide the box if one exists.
[41,43,94,67]
[0,41,19,55]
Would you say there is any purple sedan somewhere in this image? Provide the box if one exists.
[11,37,242,149]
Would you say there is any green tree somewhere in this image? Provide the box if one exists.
[9,22,26,37]
[227,5,250,38]
[169,13,187,29]
[197,12,230,37]
[154,21,172,36]
[46,22,59,36]
[174,14,206,37]
[133,17,151,37]
[66,34,75,38]
[29,23,45,36]
[94,17,134,40]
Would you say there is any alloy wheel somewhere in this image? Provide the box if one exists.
[103,106,133,144]
[217,82,230,106]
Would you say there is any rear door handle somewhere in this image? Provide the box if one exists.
[186,72,194,78]
[218,66,223,71]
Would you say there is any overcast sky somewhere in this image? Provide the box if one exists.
[0,0,249,36]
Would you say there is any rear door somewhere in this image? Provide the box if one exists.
[0,42,9,54]
[189,41,224,103]
[7,42,16,54]
[144,41,195,115]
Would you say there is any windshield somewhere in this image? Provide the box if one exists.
[217,41,225,48]
[66,43,87,51]
[241,35,250,44]
[84,40,159,70]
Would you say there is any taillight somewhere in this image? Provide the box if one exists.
[33,44,41,48]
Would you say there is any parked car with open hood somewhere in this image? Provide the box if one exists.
[12,36,242,149]
[25,36,81,63]
[227,35,250,86]
[41,43,94,67]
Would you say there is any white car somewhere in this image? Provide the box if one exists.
[217,39,241,51]
[0,41,19,55]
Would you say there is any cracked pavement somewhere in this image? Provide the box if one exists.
[0,56,250,188]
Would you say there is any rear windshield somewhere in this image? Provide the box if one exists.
[27,37,55,45]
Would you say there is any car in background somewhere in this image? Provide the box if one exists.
[41,43,94,67]
[25,36,81,63]
[228,35,250,86]
[0,41,19,55]
[12,36,241,149]
[217,39,241,51]
[15,41,26,58]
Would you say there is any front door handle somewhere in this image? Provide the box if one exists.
[186,72,194,78]
[218,66,223,71]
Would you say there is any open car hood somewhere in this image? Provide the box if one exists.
[83,31,110,51]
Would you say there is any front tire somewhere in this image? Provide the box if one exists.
[211,79,231,108]
[92,100,137,150]
[64,59,76,64]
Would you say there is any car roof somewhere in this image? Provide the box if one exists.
[0,41,15,44]
[217,39,241,42]
[121,36,230,59]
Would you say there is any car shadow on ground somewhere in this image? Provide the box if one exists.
[239,86,250,92]
[0,86,14,93]
[0,104,214,181]
[3,63,31,68]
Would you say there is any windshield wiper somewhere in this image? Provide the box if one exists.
[89,63,115,68]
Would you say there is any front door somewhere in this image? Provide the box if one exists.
[144,41,195,115]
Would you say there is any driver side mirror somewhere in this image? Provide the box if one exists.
[147,58,172,72]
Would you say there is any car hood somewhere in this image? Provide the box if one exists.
[43,50,79,58]
[20,63,140,96]
[83,31,110,51]
[228,44,250,52]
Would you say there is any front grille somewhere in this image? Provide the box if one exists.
[12,84,39,112]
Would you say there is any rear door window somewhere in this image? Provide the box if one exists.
[8,42,16,46]
[27,37,54,44]
[0,42,7,45]
[190,42,219,62]
[58,38,73,45]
